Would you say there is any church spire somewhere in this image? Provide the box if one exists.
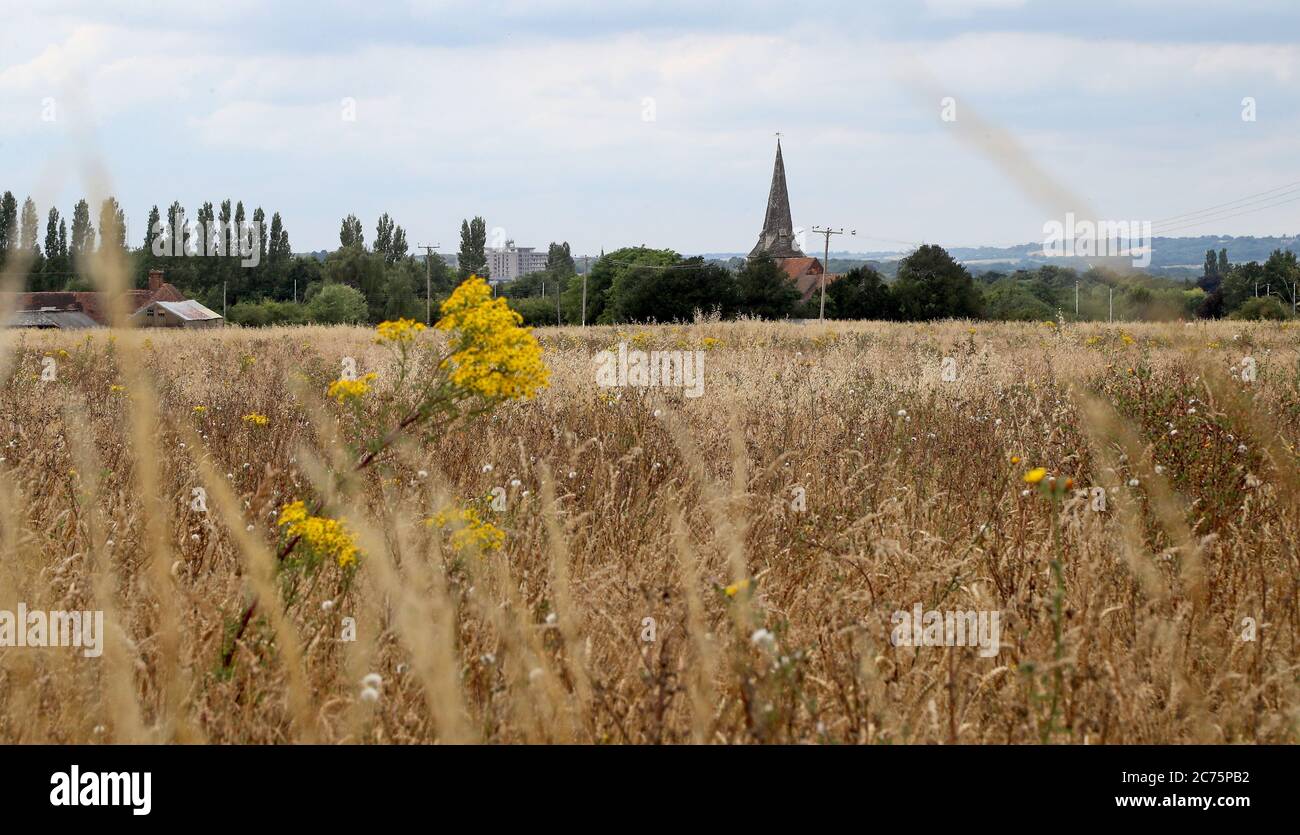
[750,137,804,259]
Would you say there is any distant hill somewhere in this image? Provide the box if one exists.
[695,235,1300,279]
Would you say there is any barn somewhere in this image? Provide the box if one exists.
[131,299,224,329]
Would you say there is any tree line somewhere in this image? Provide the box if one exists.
[4,188,1295,326]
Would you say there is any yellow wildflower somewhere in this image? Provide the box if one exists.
[428,506,505,553]
[1023,467,1047,484]
[375,318,426,344]
[242,413,269,426]
[724,578,751,597]
[327,372,378,404]
[277,500,359,568]
[1010,455,1021,465]
[436,275,549,402]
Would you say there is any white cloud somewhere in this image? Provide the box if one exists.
[1,5,1299,250]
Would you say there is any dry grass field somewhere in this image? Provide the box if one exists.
[0,315,1297,744]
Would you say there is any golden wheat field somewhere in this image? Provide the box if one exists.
[0,317,1296,744]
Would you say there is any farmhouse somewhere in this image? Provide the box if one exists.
[2,269,221,328]
[132,299,223,329]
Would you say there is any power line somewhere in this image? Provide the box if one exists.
[1151,180,1300,225]
[1151,193,1300,235]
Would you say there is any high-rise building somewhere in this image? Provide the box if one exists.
[485,241,550,285]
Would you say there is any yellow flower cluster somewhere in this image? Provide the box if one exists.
[376,318,426,344]
[109,384,125,394]
[242,413,269,426]
[327,372,378,404]
[435,275,549,402]
[277,500,360,568]
[192,405,207,414]
[428,506,505,553]
[724,578,751,598]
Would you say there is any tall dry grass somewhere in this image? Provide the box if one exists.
[0,312,1296,743]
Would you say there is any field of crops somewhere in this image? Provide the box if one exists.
[0,316,1296,743]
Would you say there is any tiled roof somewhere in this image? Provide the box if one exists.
[3,282,189,325]
[778,256,840,301]
[137,299,222,321]
[5,310,99,329]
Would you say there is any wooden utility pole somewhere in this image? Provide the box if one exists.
[810,227,854,322]
[417,244,440,324]
[581,255,591,326]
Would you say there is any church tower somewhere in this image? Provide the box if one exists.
[749,138,805,259]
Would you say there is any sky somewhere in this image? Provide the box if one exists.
[1,0,1298,256]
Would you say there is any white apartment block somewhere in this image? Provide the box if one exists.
[485,241,550,285]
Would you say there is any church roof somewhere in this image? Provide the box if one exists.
[777,256,839,300]
[750,139,805,259]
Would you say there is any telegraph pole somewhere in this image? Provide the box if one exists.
[581,255,590,326]
[417,244,440,324]
[1075,280,1079,317]
[810,227,854,322]
[1108,286,1113,322]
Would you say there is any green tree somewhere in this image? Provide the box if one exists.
[1221,261,1261,312]
[1202,249,1219,285]
[457,217,488,280]
[561,246,677,324]
[143,205,161,254]
[981,277,1056,321]
[827,264,896,320]
[166,201,187,255]
[252,207,267,267]
[340,214,364,249]
[19,197,39,253]
[734,252,799,319]
[70,199,95,262]
[390,225,408,263]
[508,296,562,327]
[285,255,324,303]
[375,213,394,257]
[608,256,735,323]
[545,241,575,275]
[382,260,422,321]
[308,283,369,324]
[44,208,60,258]
[1231,296,1290,320]
[374,213,408,267]
[892,244,982,320]
[98,197,126,254]
[324,245,385,321]
[0,191,16,259]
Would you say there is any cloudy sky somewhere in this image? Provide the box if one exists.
[1,0,1298,255]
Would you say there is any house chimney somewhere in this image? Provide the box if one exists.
[148,269,163,293]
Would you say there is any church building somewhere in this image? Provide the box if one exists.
[749,139,834,302]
